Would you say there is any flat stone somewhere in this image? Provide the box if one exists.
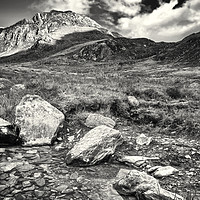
[119,156,159,167]
[22,181,32,188]
[85,113,116,128]
[0,185,7,192]
[35,178,45,187]
[0,173,9,180]
[23,185,35,191]
[56,185,68,192]
[153,166,179,178]
[0,162,22,172]
[33,172,41,178]
[0,148,5,153]
[16,163,35,172]
[12,189,21,194]
[34,190,45,197]
[70,172,79,180]
[0,118,11,126]
[14,194,26,200]
[26,150,38,154]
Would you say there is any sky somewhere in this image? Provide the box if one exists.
[0,0,200,42]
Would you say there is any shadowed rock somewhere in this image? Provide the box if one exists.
[66,125,123,166]
[15,94,64,146]
[0,118,21,146]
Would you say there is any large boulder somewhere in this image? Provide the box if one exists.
[0,118,20,145]
[85,113,116,128]
[114,169,184,200]
[66,125,123,166]
[15,95,64,146]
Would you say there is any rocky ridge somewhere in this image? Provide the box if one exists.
[0,10,110,57]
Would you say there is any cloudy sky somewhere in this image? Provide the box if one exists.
[0,0,200,42]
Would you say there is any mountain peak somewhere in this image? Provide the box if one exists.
[0,10,107,57]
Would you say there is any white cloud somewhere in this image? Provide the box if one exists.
[30,0,91,15]
[104,0,142,16]
[116,0,200,42]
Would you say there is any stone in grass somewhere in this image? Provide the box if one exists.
[127,96,139,107]
[85,113,116,128]
[15,95,64,146]
[149,166,179,178]
[118,155,159,167]
[66,125,123,166]
[114,169,184,200]
[136,133,152,146]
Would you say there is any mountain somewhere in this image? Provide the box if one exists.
[0,10,199,64]
[0,10,112,58]
[156,32,200,63]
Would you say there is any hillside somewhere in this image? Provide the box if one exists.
[156,32,200,63]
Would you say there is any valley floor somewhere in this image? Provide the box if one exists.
[0,58,200,199]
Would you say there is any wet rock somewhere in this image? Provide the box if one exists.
[85,113,116,128]
[114,169,184,200]
[118,155,159,167]
[66,125,123,166]
[136,133,152,146]
[0,118,21,145]
[150,166,179,178]
[15,94,64,146]
[127,96,139,107]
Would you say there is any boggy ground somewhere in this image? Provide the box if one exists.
[0,57,200,199]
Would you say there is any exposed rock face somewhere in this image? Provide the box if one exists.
[15,94,64,146]
[85,113,116,128]
[0,10,107,57]
[0,118,20,145]
[76,39,125,61]
[114,169,184,200]
[66,125,123,166]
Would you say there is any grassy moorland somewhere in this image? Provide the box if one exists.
[0,56,200,198]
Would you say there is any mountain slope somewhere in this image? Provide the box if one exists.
[0,10,111,58]
[156,32,200,63]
